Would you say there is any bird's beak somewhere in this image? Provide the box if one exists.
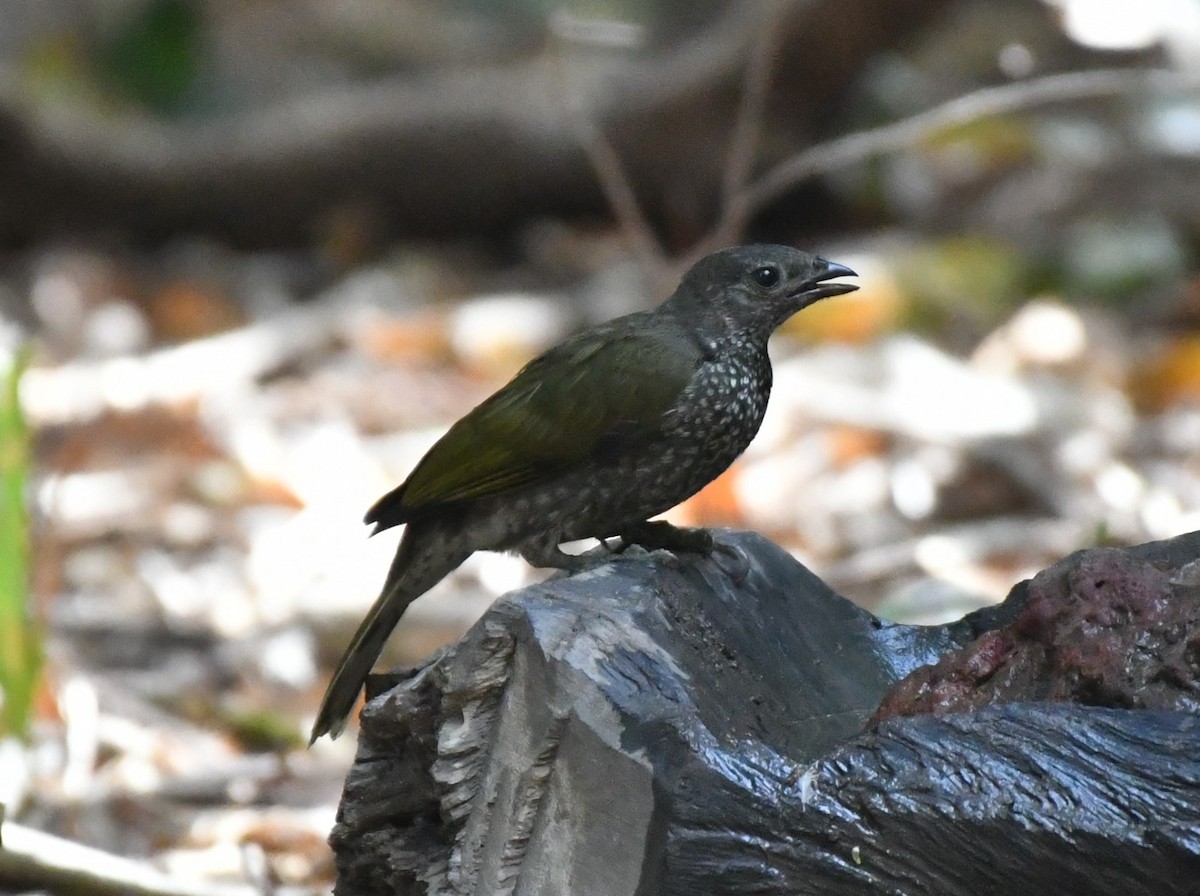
[790,259,858,305]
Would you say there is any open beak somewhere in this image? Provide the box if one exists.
[790,259,858,305]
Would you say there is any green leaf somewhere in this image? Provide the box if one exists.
[0,345,41,740]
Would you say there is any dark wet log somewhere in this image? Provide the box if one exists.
[330,530,1200,895]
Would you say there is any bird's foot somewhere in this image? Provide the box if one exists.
[615,522,750,583]
[614,520,714,556]
[520,525,749,583]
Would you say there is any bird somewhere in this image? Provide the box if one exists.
[310,245,857,742]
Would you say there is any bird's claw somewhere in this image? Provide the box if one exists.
[710,540,751,584]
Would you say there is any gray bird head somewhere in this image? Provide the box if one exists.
[667,245,858,341]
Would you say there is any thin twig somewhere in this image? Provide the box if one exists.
[709,66,1200,253]
[572,111,670,279]
[547,34,670,285]
[719,0,796,232]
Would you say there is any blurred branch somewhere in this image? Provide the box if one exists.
[704,66,1200,253]
[0,1,766,247]
[719,0,795,226]
[0,0,945,247]
[551,40,670,286]
[21,300,340,427]
[557,0,803,286]
[572,111,673,286]
[0,819,272,896]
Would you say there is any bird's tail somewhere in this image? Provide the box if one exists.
[309,530,470,743]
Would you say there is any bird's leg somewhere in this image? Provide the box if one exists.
[614,520,714,555]
[518,535,603,573]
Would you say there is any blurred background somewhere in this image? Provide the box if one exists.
[2,0,1199,892]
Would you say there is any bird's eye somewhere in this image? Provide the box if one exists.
[751,265,781,288]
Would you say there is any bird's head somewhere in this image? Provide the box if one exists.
[668,245,858,341]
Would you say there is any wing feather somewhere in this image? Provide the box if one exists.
[366,323,699,529]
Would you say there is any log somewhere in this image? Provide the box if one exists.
[0,0,953,248]
[330,530,1200,895]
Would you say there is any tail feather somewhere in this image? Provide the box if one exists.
[310,530,470,743]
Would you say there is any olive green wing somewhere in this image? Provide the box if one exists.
[371,326,698,526]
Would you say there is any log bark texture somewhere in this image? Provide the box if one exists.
[331,530,1200,895]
